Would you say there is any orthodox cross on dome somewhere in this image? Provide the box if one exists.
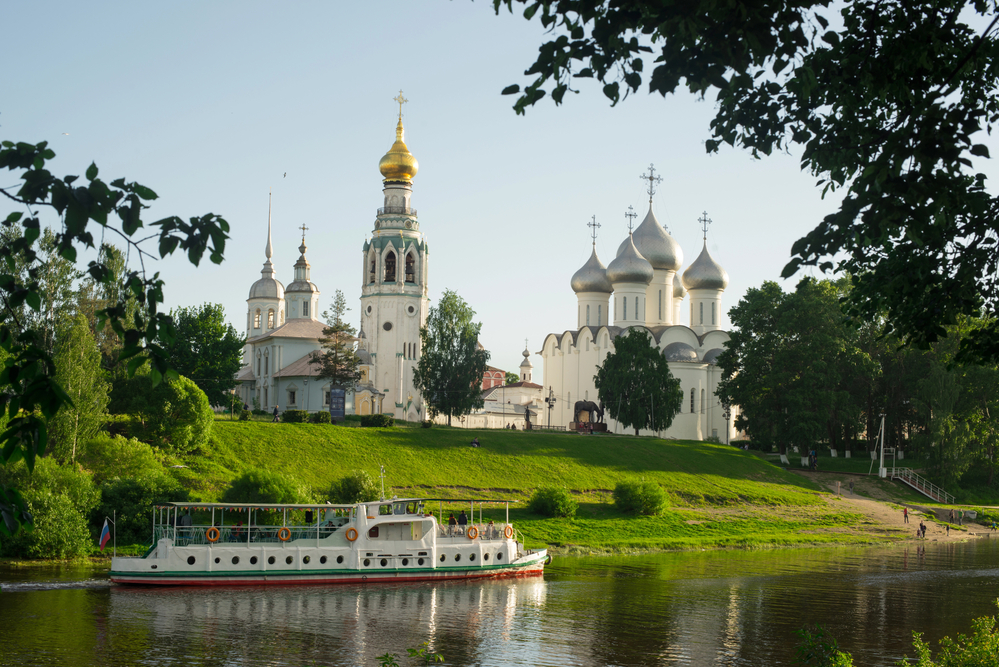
[625,205,637,233]
[393,90,408,120]
[299,223,309,242]
[698,210,713,241]
[640,164,662,203]
[587,215,601,246]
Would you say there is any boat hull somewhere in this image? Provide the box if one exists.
[110,551,548,587]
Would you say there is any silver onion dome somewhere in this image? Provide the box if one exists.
[249,260,285,299]
[632,207,682,271]
[682,242,729,291]
[571,247,613,294]
[672,272,686,300]
[606,236,654,285]
[702,348,725,364]
[663,341,699,362]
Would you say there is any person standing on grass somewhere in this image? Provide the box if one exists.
[903,507,908,524]
[950,508,955,523]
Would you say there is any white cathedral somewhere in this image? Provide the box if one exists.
[541,186,739,441]
[236,107,429,421]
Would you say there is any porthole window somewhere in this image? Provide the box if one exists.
[380,558,388,567]
[408,305,415,314]
[366,305,372,315]
[320,556,328,564]
[250,556,258,565]
[440,554,446,562]
[214,557,220,564]
[187,556,196,565]
[268,556,276,565]
[496,552,503,561]
[454,554,461,562]
[303,555,311,564]
[232,556,240,565]
[469,554,476,562]
[336,555,344,564]
[383,321,393,331]
[286,556,293,565]
[418,558,424,566]
[483,553,489,561]
[402,558,409,566]
[363,558,371,567]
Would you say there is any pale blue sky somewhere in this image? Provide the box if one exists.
[5,2,996,376]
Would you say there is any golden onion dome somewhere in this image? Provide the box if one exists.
[378,119,419,183]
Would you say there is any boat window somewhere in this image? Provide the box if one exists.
[394,503,406,515]
[368,526,380,538]
[378,504,392,516]
[406,501,419,514]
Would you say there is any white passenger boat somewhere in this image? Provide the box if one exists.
[110,498,548,586]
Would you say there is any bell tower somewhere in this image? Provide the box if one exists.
[358,92,429,420]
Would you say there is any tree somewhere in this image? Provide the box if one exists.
[310,290,361,392]
[496,0,999,363]
[48,312,110,464]
[504,371,520,385]
[0,138,229,538]
[221,469,306,504]
[109,371,214,453]
[593,328,682,436]
[413,290,490,426]
[165,303,244,407]
[328,469,380,504]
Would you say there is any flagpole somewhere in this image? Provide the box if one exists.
[113,509,116,558]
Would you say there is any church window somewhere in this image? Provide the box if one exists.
[288,390,296,406]
[324,390,331,405]
[254,309,261,328]
[623,297,627,321]
[586,305,590,326]
[659,290,662,321]
[264,356,269,376]
[361,368,368,382]
[699,303,704,325]
[303,301,310,318]
[384,251,397,282]
[711,302,716,325]
[637,297,640,321]
[256,357,260,377]
[700,389,706,413]
[405,252,415,283]
[369,256,376,284]
[690,388,695,413]
[268,309,275,329]
[264,388,268,407]
[585,390,588,400]
[598,305,602,325]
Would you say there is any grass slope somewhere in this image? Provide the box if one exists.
[178,422,880,552]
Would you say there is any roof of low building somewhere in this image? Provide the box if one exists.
[247,318,328,343]
[272,352,323,378]
[235,366,255,382]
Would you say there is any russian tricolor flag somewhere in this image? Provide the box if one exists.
[99,519,110,551]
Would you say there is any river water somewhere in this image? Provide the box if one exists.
[2,539,998,666]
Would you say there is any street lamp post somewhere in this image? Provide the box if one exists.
[722,404,731,445]
[303,378,309,413]
[545,386,556,429]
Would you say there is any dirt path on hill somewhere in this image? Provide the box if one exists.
[786,470,996,543]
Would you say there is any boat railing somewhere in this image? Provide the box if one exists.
[158,524,345,547]
[436,523,512,542]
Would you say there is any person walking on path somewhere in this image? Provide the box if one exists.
[903,507,909,523]
[946,524,950,536]
[272,406,280,422]
[959,509,964,526]
[950,508,955,524]
[919,521,926,538]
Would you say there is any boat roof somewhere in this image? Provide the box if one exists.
[155,498,521,510]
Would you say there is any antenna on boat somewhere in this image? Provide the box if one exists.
[379,464,386,501]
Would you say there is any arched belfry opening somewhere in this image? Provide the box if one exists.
[369,255,376,284]
[405,252,415,283]
[384,251,396,282]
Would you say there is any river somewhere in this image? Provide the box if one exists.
[2,539,998,666]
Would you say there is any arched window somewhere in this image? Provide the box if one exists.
[264,355,269,376]
[623,297,627,321]
[256,355,260,377]
[384,251,397,282]
[303,301,310,318]
[711,302,716,325]
[699,302,704,325]
[635,297,639,321]
[598,305,602,325]
[405,252,415,283]
[700,389,706,413]
[267,309,275,329]
[254,309,261,328]
[369,256,376,284]
[586,305,590,326]
[659,290,663,321]
[690,388,695,413]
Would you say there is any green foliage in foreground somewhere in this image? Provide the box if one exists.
[614,480,669,516]
[528,486,577,518]
[94,476,189,545]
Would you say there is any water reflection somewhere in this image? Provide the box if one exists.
[2,540,998,666]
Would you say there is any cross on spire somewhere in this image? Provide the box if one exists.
[625,205,637,233]
[698,210,712,240]
[587,215,601,246]
[299,223,309,242]
[393,90,408,120]
[640,163,663,202]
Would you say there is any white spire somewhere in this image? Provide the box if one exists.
[265,189,274,260]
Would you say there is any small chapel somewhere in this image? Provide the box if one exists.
[236,95,430,420]
[540,168,739,440]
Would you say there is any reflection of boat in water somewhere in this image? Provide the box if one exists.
[110,498,548,586]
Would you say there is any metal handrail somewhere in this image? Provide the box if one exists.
[893,467,956,504]
[436,522,512,541]
[377,206,417,216]
[158,524,345,547]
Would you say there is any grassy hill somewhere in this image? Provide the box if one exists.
[173,420,889,552]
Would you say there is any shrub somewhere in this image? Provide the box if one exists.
[309,411,332,424]
[93,476,189,546]
[328,470,381,504]
[251,409,268,416]
[282,409,309,423]
[239,409,251,421]
[421,420,433,428]
[360,414,394,428]
[344,414,362,422]
[110,372,214,453]
[613,480,669,516]
[221,469,306,504]
[79,433,167,485]
[528,486,577,518]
